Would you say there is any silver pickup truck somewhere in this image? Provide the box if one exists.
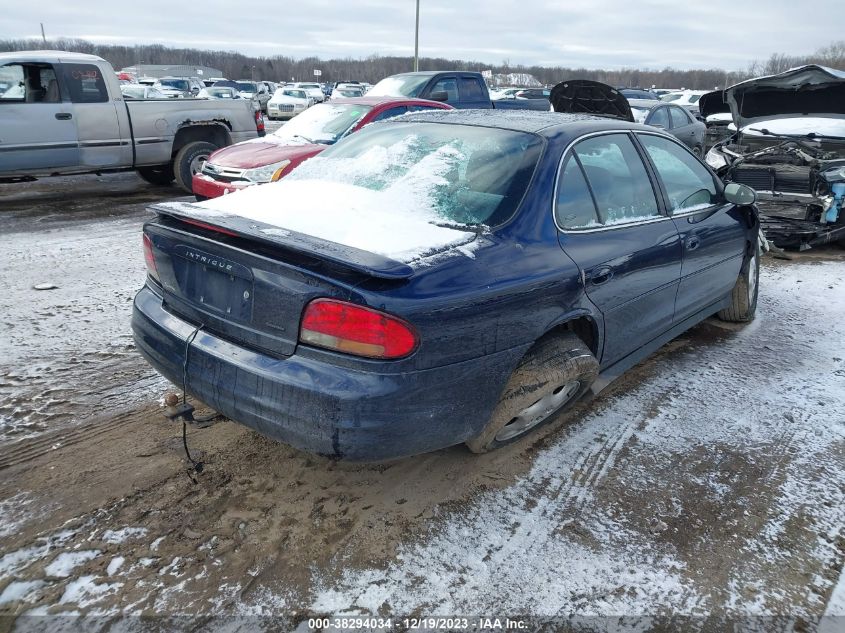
[0,51,262,193]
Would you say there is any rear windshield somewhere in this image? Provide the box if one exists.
[368,74,432,98]
[207,88,234,98]
[159,79,188,90]
[274,103,373,144]
[285,122,543,226]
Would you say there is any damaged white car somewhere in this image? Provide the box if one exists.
[703,65,845,249]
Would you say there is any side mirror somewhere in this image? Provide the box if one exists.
[428,91,449,102]
[191,87,199,95]
[724,182,757,205]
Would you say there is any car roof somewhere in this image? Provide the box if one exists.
[397,108,645,135]
[0,50,105,64]
[323,96,449,107]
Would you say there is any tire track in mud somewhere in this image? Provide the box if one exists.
[0,404,159,471]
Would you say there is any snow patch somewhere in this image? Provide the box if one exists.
[100,527,147,544]
[44,550,100,578]
[0,580,45,606]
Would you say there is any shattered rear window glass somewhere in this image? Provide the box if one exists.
[286,122,543,226]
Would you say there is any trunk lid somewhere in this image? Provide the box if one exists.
[145,201,419,358]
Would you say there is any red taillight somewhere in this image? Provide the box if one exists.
[299,298,418,360]
[255,110,265,133]
[143,233,159,280]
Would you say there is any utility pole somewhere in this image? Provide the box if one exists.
[40,23,46,44]
[414,0,420,72]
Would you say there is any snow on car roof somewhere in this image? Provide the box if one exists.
[398,109,618,133]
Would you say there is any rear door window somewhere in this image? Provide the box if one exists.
[573,133,660,225]
[669,106,691,128]
[555,155,600,230]
[61,63,108,103]
[648,106,669,128]
[459,77,486,102]
[637,133,718,212]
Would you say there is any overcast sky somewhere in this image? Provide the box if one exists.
[6,0,841,71]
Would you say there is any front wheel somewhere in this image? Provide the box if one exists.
[173,141,218,194]
[718,241,760,322]
[692,145,703,158]
[466,333,599,453]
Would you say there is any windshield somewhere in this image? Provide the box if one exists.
[236,82,258,93]
[159,79,189,90]
[368,74,432,98]
[286,121,543,226]
[207,88,234,98]
[274,103,373,144]
[281,90,306,99]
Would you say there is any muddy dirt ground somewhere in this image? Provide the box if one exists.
[1,172,843,631]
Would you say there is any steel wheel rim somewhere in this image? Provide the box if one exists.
[190,154,210,177]
[495,380,581,442]
[748,250,758,302]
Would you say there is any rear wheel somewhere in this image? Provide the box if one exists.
[466,333,599,453]
[718,241,760,322]
[136,165,174,186]
[173,141,217,194]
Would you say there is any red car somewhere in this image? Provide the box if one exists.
[192,96,452,200]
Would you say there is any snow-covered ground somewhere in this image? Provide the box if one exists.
[1,259,843,621]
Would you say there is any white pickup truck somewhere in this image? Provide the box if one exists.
[0,51,263,193]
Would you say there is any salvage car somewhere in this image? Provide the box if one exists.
[628,99,706,155]
[703,65,845,248]
[0,51,263,193]
[234,80,271,112]
[133,109,760,461]
[192,96,452,200]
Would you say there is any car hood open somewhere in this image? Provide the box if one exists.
[718,65,845,129]
[549,80,633,122]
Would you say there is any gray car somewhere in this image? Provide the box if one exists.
[628,99,706,156]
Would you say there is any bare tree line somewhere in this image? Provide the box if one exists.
[1,37,842,89]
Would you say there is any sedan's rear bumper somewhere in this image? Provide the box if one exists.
[132,286,524,461]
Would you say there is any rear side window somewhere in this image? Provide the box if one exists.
[637,134,717,212]
[555,156,600,230]
[430,77,458,101]
[573,134,660,225]
[61,63,108,103]
[648,107,669,128]
[669,106,691,128]
[459,77,486,102]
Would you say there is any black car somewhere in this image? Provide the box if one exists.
[620,88,659,100]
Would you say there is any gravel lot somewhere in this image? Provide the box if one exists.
[0,172,843,629]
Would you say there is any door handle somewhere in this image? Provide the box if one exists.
[686,235,701,250]
[55,112,72,120]
[589,266,613,285]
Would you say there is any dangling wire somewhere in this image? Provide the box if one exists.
[182,325,204,478]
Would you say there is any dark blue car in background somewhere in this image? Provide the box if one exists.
[132,109,760,461]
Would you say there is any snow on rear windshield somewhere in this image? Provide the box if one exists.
[192,122,542,261]
[286,122,543,226]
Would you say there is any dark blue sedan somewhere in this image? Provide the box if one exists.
[132,110,760,461]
